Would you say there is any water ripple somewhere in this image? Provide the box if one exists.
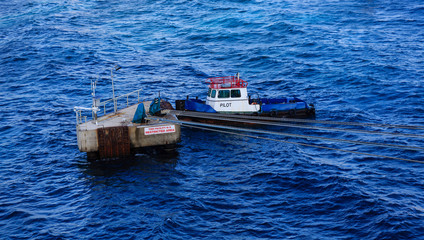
[1,0,424,239]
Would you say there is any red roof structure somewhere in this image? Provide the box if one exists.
[207,76,248,89]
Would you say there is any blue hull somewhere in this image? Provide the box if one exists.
[180,97,315,118]
[184,99,217,113]
[260,97,309,113]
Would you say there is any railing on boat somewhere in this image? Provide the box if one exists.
[74,88,143,125]
[207,76,248,89]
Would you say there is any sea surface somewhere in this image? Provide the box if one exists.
[1,0,424,239]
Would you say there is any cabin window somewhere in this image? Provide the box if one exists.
[231,89,241,98]
[211,90,217,98]
[208,88,211,97]
[218,90,230,98]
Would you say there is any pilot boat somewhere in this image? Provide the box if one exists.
[175,74,315,118]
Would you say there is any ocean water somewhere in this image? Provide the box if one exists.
[1,0,424,239]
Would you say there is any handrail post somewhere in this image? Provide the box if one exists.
[75,111,79,125]
[110,65,121,113]
[111,69,116,113]
[114,98,117,113]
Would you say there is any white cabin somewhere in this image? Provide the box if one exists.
[205,76,259,113]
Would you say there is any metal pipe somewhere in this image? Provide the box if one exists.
[75,111,79,125]
[147,116,424,152]
[170,110,424,130]
[174,111,424,139]
[111,68,116,113]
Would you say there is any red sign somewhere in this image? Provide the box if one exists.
[144,125,176,135]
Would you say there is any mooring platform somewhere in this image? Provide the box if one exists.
[75,101,181,160]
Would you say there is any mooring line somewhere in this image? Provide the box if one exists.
[187,124,424,164]
[171,110,424,130]
[182,124,424,164]
[173,112,424,139]
[148,117,424,152]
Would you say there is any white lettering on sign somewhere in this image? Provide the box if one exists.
[220,103,231,107]
[144,125,176,135]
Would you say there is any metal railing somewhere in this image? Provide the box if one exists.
[74,106,99,125]
[74,88,143,125]
[207,75,248,89]
[98,88,143,114]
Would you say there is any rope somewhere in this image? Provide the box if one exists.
[174,112,424,139]
[147,117,424,152]
[171,110,424,130]
[182,124,424,164]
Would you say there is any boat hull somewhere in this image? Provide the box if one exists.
[176,99,315,120]
[174,100,315,127]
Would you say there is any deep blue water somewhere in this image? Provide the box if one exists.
[1,0,424,239]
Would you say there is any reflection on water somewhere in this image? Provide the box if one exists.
[79,146,180,178]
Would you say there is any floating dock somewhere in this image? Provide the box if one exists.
[74,76,181,161]
[75,101,181,160]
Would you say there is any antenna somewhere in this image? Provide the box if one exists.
[91,76,99,121]
[91,76,98,98]
[111,65,121,113]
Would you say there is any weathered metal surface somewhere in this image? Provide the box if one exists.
[97,126,130,159]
